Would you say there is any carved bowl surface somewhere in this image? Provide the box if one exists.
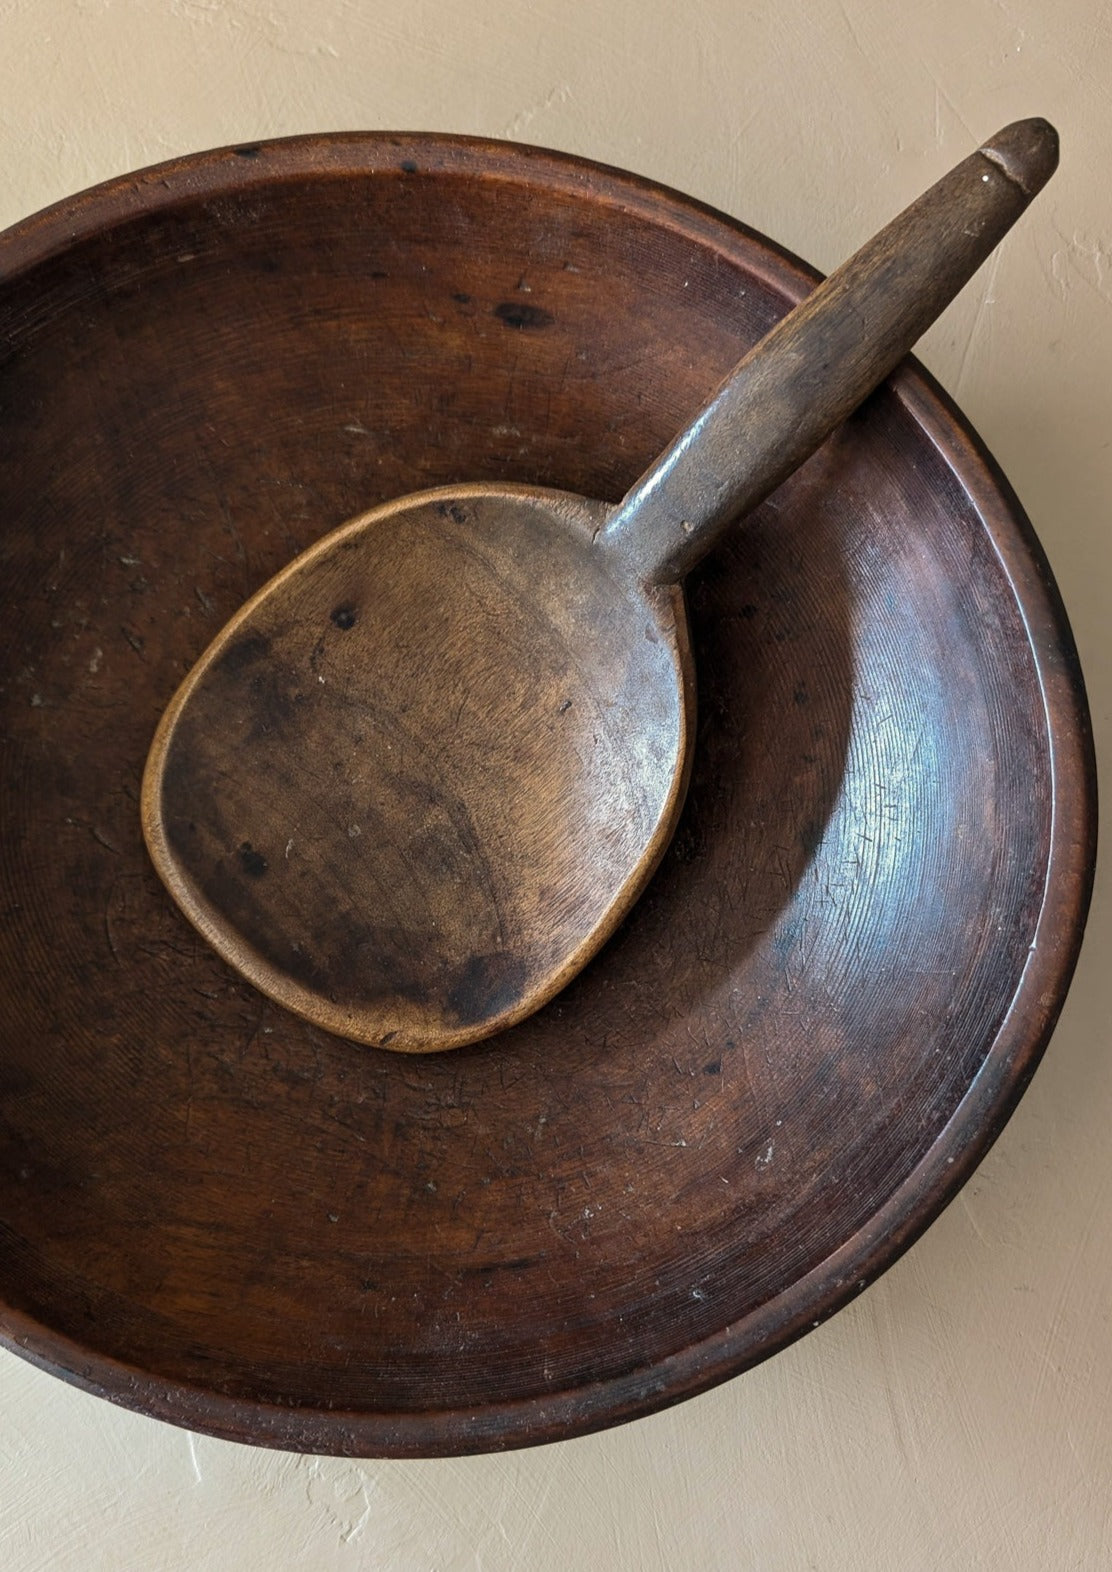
[0,133,1094,1454]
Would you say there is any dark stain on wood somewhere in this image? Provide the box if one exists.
[445,951,531,1028]
[217,631,272,675]
[237,842,268,879]
[494,301,555,330]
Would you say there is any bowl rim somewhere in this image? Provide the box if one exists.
[0,130,1097,1457]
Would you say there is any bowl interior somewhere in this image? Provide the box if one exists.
[0,135,1093,1455]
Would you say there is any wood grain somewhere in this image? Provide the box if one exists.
[0,132,1095,1456]
[142,486,691,1050]
[138,122,1058,1053]
[606,119,1058,583]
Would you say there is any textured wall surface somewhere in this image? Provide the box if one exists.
[0,1,1108,1567]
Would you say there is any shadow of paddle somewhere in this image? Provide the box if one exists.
[546,433,858,1050]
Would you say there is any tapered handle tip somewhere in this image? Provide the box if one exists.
[980,117,1059,199]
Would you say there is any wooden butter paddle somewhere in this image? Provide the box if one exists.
[141,119,1058,1053]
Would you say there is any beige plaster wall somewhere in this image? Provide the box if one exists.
[0,1,1108,1567]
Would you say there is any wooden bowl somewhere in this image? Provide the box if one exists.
[0,133,1095,1457]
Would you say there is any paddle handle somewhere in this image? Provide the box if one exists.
[599,118,1058,586]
